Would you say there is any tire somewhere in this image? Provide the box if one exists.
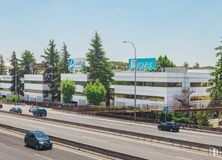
[24,141,28,147]
[35,144,39,150]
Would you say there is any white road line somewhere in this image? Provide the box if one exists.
[27,124,44,129]
[176,157,192,160]
[34,154,53,160]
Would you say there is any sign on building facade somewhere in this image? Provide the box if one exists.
[128,58,157,70]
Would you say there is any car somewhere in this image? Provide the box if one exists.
[0,103,2,109]
[24,131,52,150]
[9,106,22,114]
[29,106,40,112]
[158,121,180,132]
[32,108,47,117]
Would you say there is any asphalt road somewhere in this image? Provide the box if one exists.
[1,104,222,147]
[0,129,102,160]
[0,113,220,160]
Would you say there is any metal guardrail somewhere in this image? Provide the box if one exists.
[0,110,221,156]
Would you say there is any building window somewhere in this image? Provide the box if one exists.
[0,88,10,91]
[190,96,210,101]
[24,89,42,93]
[115,81,182,87]
[25,81,43,84]
[190,82,208,87]
[115,94,164,101]
[0,80,11,83]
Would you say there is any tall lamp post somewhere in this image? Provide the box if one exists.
[123,41,137,120]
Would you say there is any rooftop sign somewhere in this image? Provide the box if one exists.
[68,58,86,70]
[128,58,157,70]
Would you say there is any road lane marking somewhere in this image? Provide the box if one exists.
[27,124,44,129]
[176,157,192,160]
[34,154,53,160]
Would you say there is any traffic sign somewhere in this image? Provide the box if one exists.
[163,106,169,114]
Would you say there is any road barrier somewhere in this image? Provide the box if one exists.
[0,123,147,160]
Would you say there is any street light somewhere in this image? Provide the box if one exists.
[123,41,137,120]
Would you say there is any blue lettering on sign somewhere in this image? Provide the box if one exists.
[67,58,74,70]
[128,58,156,70]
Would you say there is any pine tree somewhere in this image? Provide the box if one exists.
[86,32,113,106]
[9,51,23,97]
[0,54,7,75]
[42,39,61,102]
[60,42,70,73]
[208,38,222,102]
[20,50,36,75]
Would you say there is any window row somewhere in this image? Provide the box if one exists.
[115,94,165,102]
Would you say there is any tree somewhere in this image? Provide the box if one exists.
[157,55,176,68]
[193,62,200,69]
[9,51,23,97]
[196,111,210,126]
[208,38,222,102]
[84,79,106,105]
[0,54,7,75]
[20,50,36,75]
[60,80,76,103]
[183,62,189,68]
[110,61,128,71]
[42,39,61,102]
[60,42,70,73]
[85,32,113,106]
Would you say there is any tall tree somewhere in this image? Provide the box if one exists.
[157,55,176,68]
[193,62,200,69]
[208,38,222,102]
[0,54,7,75]
[42,39,61,102]
[86,32,113,106]
[183,62,189,68]
[60,42,70,73]
[9,51,23,97]
[20,50,36,75]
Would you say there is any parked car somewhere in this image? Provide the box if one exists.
[0,103,3,109]
[32,108,47,117]
[9,106,22,114]
[158,121,180,132]
[29,106,40,112]
[24,131,52,150]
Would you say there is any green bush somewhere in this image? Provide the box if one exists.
[0,95,19,103]
[60,80,76,103]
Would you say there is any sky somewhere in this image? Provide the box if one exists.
[0,0,222,66]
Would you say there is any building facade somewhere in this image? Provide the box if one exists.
[24,74,44,102]
[0,75,12,98]
[113,70,212,109]
[61,73,88,105]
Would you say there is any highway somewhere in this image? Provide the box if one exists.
[1,104,222,147]
[0,112,220,160]
[0,129,103,160]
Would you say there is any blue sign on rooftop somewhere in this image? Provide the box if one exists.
[128,58,157,70]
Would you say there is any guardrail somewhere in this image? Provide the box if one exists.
[0,110,221,156]
[0,123,147,160]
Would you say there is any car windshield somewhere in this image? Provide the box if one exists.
[34,132,49,140]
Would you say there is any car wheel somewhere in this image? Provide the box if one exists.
[35,144,39,150]
[170,128,173,132]
[25,141,28,147]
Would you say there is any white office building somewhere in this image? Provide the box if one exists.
[113,69,212,109]
[0,75,12,98]
[24,74,44,102]
[61,73,88,105]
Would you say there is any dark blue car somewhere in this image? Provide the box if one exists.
[24,131,52,150]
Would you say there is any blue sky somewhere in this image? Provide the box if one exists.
[0,0,222,66]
